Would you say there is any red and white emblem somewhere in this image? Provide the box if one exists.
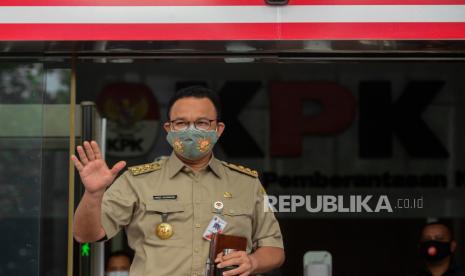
[96,82,160,158]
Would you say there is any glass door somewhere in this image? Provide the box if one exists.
[0,62,73,276]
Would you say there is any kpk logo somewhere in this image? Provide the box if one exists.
[97,83,160,158]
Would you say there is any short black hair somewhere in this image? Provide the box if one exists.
[166,85,222,121]
[421,220,454,240]
[105,250,133,269]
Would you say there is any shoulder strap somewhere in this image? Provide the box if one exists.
[221,161,258,178]
[128,161,162,176]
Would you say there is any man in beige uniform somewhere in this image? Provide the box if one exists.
[72,86,285,276]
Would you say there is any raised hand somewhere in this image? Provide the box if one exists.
[71,141,126,195]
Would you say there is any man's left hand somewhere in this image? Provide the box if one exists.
[215,251,258,276]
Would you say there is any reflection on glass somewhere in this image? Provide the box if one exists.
[0,64,71,276]
[41,68,71,276]
[0,63,44,276]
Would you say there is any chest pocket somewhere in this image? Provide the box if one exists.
[211,202,253,238]
[144,201,185,241]
[146,201,185,213]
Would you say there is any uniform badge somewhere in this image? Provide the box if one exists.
[223,192,232,198]
[156,222,174,240]
[128,161,162,176]
[156,213,173,240]
[213,201,224,213]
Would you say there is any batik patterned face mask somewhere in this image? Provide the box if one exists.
[167,125,218,160]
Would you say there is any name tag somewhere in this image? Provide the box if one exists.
[202,215,227,241]
[153,195,178,200]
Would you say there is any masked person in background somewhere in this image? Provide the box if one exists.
[106,251,132,276]
[408,222,465,276]
[72,86,285,276]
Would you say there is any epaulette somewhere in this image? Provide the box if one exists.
[128,161,162,176]
[221,161,258,178]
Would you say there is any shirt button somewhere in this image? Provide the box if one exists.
[195,223,201,228]
[194,248,199,253]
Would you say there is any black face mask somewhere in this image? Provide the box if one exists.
[419,240,452,262]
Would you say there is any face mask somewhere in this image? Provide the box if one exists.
[419,240,452,262]
[167,125,218,160]
[107,271,129,276]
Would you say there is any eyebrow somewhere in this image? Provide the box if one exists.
[171,116,212,121]
[170,117,187,121]
[422,234,447,241]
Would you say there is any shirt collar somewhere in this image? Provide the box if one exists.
[420,259,460,276]
[166,151,223,179]
[166,151,186,179]
[208,156,223,179]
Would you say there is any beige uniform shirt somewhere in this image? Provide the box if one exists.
[101,152,283,276]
